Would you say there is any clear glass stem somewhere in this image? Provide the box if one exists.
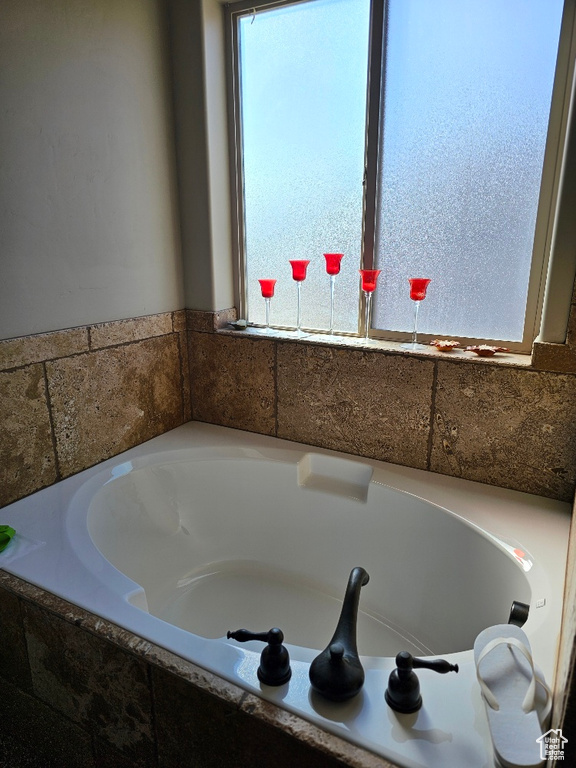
[329,275,336,333]
[412,300,420,345]
[264,298,271,328]
[364,291,372,339]
[296,282,302,330]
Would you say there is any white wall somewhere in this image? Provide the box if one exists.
[167,0,234,313]
[0,0,184,340]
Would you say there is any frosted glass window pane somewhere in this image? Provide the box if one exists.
[239,0,370,332]
[373,0,563,342]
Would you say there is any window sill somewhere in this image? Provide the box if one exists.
[185,309,576,374]
[216,324,535,368]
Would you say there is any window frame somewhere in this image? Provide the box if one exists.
[225,0,576,353]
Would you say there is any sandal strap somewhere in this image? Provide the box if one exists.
[476,636,538,713]
[536,672,552,724]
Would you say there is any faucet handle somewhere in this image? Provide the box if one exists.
[411,654,459,675]
[385,651,459,713]
[227,627,292,686]
[227,628,275,644]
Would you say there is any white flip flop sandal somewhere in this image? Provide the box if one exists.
[474,624,552,768]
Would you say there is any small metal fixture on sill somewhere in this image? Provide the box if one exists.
[227,319,248,330]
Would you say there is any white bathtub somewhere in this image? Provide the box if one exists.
[1,422,570,768]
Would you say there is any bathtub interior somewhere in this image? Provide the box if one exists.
[84,452,532,659]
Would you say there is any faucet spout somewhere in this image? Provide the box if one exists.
[309,566,370,701]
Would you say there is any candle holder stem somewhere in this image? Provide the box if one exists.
[364,291,372,340]
[296,282,302,331]
[402,278,431,349]
[264,298,271,328]
[412,301,420,345]
[329,275,336,334]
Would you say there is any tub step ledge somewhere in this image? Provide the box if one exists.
[127,587,149,612]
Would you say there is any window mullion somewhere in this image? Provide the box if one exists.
[361,0,386,274]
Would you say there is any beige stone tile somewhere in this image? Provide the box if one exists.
[0,676,95,768]
[532,341,576,373]
[188,332,275,434]
[89,313,173,349]
[47,336,184,477]
[153,666,242,768]
[0,365,57,506]
[239,694,395,768]
[277,343,434,469]
[213,307,238,329]
[0,328,88,371]
[431,361,576,500]
[153,667,357,768]
[0,587,32,691]
[171,309,187,333]
[0,571,61,605]
[145,645,246,706]
[234,703,368,768]
[178,330,192,422]
[22,602,155,765]
[186,309,214,333]
[186,307,237,332]
[532,278,576,373]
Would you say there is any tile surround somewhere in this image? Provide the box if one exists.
[89,313,174,349]
[0,586,32,692]
[0,327,89,370]
[1,677,94,768]
[3,306,576,506]
[0,364,57,503]
[23,601,156,765]
[188,331,276,434]
[532,286,576,373]
[0,312,189,507]
[47,335,183,477]
[276,343,434,469]
[431,361,576,498]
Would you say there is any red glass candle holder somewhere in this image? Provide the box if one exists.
[289,260,310,330]
[289,260,310,282]
[258,279,276,327]
[258,279,276,298]
[408,278,431,302]
[324,254,343,333]
[324,253,343,276]
[359,269,381,294]
[359,269,381,339]
[403,278,431,348]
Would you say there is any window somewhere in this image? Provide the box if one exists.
[227,0,568,351]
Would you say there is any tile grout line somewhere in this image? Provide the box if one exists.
[426,361,439,471]
[147,663,161,768]
[274,341,279,437]
[175,328,187,425]
[42,361,62,482]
